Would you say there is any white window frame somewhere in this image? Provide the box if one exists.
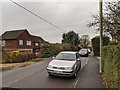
[1,40,6,46]
[35,43,39,46]
[19,40,23,45]
[26,41,31,46]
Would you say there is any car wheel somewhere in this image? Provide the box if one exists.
[48,73,53,77]
[73,72,77,78]
[78,65,81,71]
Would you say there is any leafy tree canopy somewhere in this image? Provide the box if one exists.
[80,35,90,48]
[61,31,80,46]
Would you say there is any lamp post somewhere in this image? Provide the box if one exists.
[99,0,103,73]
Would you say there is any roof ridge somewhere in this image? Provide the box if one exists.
[5,29,27,32]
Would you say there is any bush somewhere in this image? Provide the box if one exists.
[108,41,118,45]
[41,43,79,58]
[92,36,110,56]
[102,45,120,88]
[2,51,35,63]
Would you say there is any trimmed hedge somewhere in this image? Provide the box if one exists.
[102,45,120,88]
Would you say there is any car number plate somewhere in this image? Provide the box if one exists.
[54,71,62,73]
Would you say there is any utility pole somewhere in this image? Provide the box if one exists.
[99,0,103,73]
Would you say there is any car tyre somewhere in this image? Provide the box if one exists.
[48,73,53,77]
[73,72,77,78]
[72,67,78,78]
[78,65,81,71]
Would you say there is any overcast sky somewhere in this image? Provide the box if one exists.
[1,0,100,43]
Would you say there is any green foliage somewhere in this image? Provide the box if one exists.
[62,31,80,46]
[32,58,45,62]
[2,51,35,63]
[41,43,79,58]
[102,45,120,88]
[92,36,110,56]
[41,44,55,58]
[80,35,90,48]
[108,41,118,45]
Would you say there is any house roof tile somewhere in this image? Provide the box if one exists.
[1,29,28,40]
[31,35,45,43]
[1,29,45,43]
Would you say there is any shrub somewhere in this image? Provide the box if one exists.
[102,45,120,88]
[41,43,79,58]
[92,36,110,56]
[2,51,35,63]
[108,41,118,45]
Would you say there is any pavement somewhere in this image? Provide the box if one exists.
[75,55,105,88]
[1,55,105,89]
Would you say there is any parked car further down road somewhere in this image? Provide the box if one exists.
[47,51,81,78]
[79,48,89,57]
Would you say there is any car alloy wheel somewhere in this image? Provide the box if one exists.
[73,71,77,78]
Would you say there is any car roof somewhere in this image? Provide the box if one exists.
[60,51,77,54]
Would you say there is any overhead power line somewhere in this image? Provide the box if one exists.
[9,0,64,31]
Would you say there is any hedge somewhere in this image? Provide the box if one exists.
[102,45,120,88]
[2,51,35,63]
[41,43,79,58]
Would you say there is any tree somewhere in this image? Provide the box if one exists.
[80,35,90,48]
[87,1,120,42]
[92,36,110,56]
[61,31,80,46]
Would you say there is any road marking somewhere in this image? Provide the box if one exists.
[72,57,89,89]
[15,80,18,82]
[73,76,80,89]
[85,58,89,65]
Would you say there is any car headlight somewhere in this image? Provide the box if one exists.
[66,67,72,70]
[47,65,52,69]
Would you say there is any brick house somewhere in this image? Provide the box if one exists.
[31,35,45,53]
[0,29,45,53]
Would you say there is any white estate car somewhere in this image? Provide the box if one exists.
[47,51,81,77]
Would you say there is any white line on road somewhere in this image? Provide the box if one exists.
[85,58,89,66]
[72,57,89,89]
[72,76,80,89]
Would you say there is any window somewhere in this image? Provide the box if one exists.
[27,41,31,46]
[2,40,6,46]
[19,40,23,45]
[56,53,76,61]
[35,43,39,46]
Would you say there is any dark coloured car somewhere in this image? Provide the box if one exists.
[79,49,89,57]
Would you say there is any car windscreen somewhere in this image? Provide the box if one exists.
[56,53,75,61]
[79,49,87,53]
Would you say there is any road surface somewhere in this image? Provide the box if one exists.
[1,55,105,89]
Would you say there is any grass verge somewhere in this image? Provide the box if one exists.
[0,58,50,71]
